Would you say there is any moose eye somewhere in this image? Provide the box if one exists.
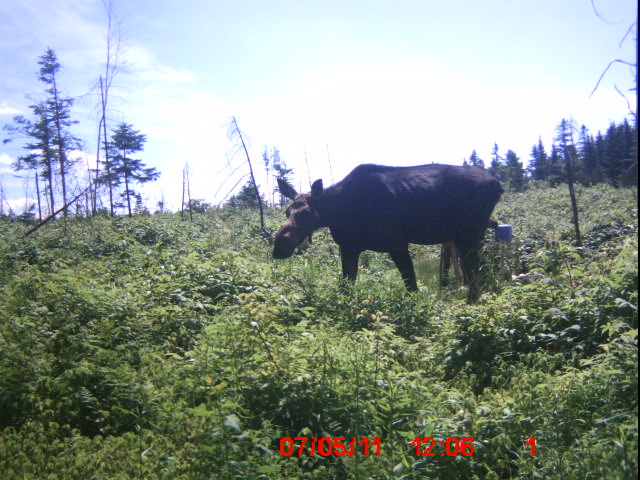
[297,209,311,219]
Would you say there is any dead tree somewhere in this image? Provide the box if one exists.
[94,0,126,215]
[556,119,583,247]
[227,117,270,238]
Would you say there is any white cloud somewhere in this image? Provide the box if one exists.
[124,44,196,86]
[4,197,37,215]
[0,106,22,116]
[143,65,195,85]
[0,153,13,165]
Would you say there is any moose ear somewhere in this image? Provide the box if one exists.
[277,177,298,200]
[311,179,323,197]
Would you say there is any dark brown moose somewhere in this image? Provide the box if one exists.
[273,163,503,301]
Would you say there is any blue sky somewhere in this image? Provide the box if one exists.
[0,0,637,213]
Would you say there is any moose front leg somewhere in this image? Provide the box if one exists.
[390,247,418,291]
[340,248,360,282]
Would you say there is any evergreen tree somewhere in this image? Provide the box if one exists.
[271,147,294,205]
[528,138,549,182]
[577,125,600,185]
[185,199,212,213]
[504,149,526,191]
[601,123,622,186]
[601,119,637,186]
[3,101,57,216]
[468,149,485,169]
[37,48,80,216]
[547,145,566,185]
[262,147,272,206]
[104,123,159,216]
[226,180,266,209]
[3,48,79,218]
[488,143,506,183]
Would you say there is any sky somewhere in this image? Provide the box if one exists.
[0,0,637,213]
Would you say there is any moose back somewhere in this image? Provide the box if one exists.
[273,163,503,301]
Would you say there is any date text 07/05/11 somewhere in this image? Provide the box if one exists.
[279,436,537,458]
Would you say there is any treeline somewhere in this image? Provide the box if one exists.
[3,49,635,221]
[465,117,638,191]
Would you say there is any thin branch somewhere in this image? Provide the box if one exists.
[614,84,634,116]
[590,0,617,25]
[589,59,637,97]
[217,173,250,206]
[619,21,637,48]
[213,162,250,199]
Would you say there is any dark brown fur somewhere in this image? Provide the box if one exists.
[273,163,503,301]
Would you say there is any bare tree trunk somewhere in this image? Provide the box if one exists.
[100,76,114,216]
[304,149,312,189]
[230,117,270,237]
[46,167,55,219]
[93,116,103,214]
[563,127,582,247]
[50,72,69,217]
[326,144,335,183]
[125,171,132,216]
[26,184,91,236]
[181,166,186,220]
[0,181,4,216]
[35,171,42,221]
[186,163,193,221]
[97,1,125,216]
[565,160,582,247]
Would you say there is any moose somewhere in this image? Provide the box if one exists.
[273,163,503,301]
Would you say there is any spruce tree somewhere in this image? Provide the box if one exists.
[547,145,565,185]
[38,48,80,216]
[104,123,159,216]
[468,150,485,169]
[3,101,56,216]
[3,48,79,218]
[578,125,599,185]
[528,138,549,182]
[504,149,526,191]
[271,148,295,206]
[227,180,266,209]
[488,143,506,183]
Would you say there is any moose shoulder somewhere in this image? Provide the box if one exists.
[273,163,503,301]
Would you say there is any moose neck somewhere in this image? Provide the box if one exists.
[312,183,345,229]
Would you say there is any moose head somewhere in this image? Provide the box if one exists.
[272,178,324,259]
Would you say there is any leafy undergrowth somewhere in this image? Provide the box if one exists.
[0,185,637,479]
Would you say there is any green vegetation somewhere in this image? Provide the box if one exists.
[0,185,637,479]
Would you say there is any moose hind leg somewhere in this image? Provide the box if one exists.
[456,240,482,302]
[390,247,418,291]
[440,242,453,288]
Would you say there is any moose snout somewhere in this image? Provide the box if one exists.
[273,231,296,259]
